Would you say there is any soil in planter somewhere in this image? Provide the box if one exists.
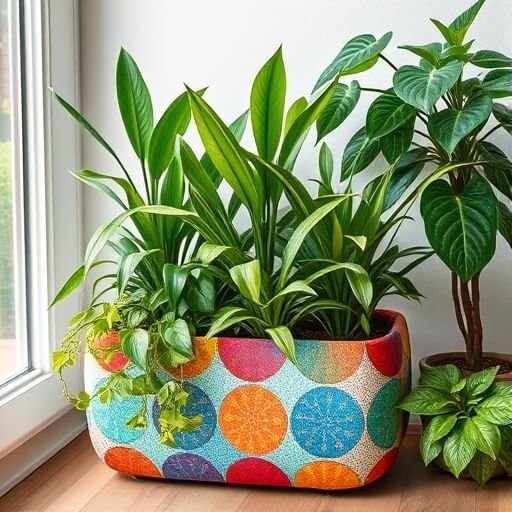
[432,356,512,376]
[202,314,394,342]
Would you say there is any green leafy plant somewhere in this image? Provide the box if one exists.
[316,0,511,370]
[400,364,512,485]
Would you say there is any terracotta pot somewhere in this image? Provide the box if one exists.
[84,309,411,491]
[418,351,512,479]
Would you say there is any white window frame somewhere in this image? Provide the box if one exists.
[0,0,83,458]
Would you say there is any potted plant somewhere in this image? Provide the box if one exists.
[53,45,421,490]
[316,0,512,378]
[399,364,512,485]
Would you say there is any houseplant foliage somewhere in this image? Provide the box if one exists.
[400,364,512,485]
[316,0,511,372]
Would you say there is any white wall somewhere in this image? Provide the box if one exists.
[79,0,512,376]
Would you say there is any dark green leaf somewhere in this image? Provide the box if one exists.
[116,48,153,160]
[492,103,512,135]
[419,364,461,392]
[184,273,216,313]
[498,201,512,247]
[393,61,463,113]
[341,127,380,181]
[163,263,189,310]
[399,43,442,67]
[448,0,486,45]
[478,141,512,200]
[472,50,512,69]
[469,451,498,486]
[420,175,498,282]
[120,328,149,369]
[313,32,393,92]
[481,70,512,98]
[162,319,194,359]
[316,81,360,141]
[420,431,443,466]
[381,116,415,164]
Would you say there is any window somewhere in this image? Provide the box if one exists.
[0,0,82,463]
[0,0,29,385]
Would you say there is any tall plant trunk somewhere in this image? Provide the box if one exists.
[451,272,483,371]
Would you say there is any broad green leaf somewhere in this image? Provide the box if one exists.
[264,281,316,307]
[206,307,262,338]
[430,19,458,46]
[472,50,512,69]
[345,235,367,250]
[381,116,415,164]
[341,127,381,181]
[184,273,216,314]
[440,41,475,64]
[476,395,512,425]
[162,319,194,359]
[399,43,442,67]
[443,420,476,477]
[319,143,334,191]
[279,80,337,169]
[399,387,457,415]
[284,97,307,135]
[279,196,346,287]
[116,48,153,160]
[492,103,512,135]
[481,69,512,98]
[498,201,512,248]
[428,94,492,155]
[478,141,512,200]
[424,413,458,442]
[499,427,512,471]
[313,32,393,92]
[117,249,159,295]
[120,328,149,369]
[229,260,262,304]
[346,268,373,311]
[393,60,463,113]
[469,451,498,486]
[196,243,232,264]
[316,81,360,141]
[187,88,259,212]
[266,326,297,364]
[448,0,486,45]
[420,175,498,282]
[420,432,443,466]
[163,263,189,310]
[465,366,499,396]
[148,91,191,181]
[251,47,286,161]
[464,416,501,459]
[366,92,416,140]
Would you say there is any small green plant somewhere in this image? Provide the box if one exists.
[400,365,512,485]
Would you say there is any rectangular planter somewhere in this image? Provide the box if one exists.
[84,309,411,490]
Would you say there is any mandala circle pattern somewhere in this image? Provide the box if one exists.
[291,387,364,457]
[92,382,144,444]
[104,447,161,477]
[162,453,223,482]
[218,337,286,381]
[368,379,401,449]
[152,382,216,450]
[295,340,364,384]
[219,385,287,455]
[295,461,361,490]
[168,337,217,379]
[226,458,291,486]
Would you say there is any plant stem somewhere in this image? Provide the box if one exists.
[460,279,475,365]
[470,273,483,370]
[451,272,468,341]
[479,124,504,142]
[379,54,399,71]
[361,87,387,94]
[414,130,433,142]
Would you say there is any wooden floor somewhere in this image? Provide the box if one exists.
[0,433,510,512]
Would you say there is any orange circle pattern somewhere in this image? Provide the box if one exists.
[219,385,288,455]
[168,337,217,379]
[104,447,162,478]
[294,461,360,490]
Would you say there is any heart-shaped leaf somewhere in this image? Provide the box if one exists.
[381,116,415,163]
[399,43,442,67]
[313,32,392,92]
[316,81,360,142]
[481,69,512,98]
[428,94,492,155]
[420,175,498,282]
[472,50,512,69]
[341,127,381,180]
[448,0,486,45]
[478,141,512,200]
[492,103,512,135]
[393,60,463,112]
[120,328,150,369]
[366,92,417,140]
[251,47,286,161]
[162,319,194,360]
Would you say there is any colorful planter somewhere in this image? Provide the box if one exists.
[84,309,411,490]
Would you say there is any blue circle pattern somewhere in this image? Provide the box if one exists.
[91,381,144,444]
[152,381,216,450]
[291,387,364,457]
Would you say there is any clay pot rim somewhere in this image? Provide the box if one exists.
[419,351,512,381]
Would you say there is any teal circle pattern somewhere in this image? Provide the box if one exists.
[291,387,364,457]
[91,379,144,444]
[367,379,401,449]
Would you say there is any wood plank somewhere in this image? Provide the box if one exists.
[475,475,512,512]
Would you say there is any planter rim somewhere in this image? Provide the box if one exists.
[419,351,512,381]
[192,308,405,346]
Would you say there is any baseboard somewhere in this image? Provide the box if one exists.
[0,408,86,497]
